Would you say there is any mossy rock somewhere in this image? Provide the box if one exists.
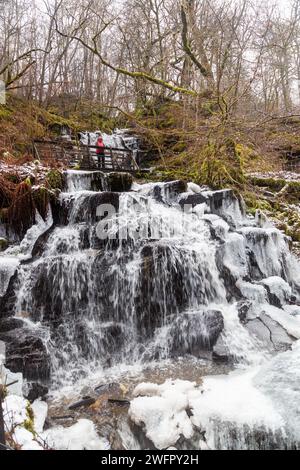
[46,170,64,190]
[32,186,50,220]
[0,237,8,251]
[249,177,287,192]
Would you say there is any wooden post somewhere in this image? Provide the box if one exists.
[0,384,5,451]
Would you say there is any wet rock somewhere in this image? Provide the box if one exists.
[215,245,243,301]
[73,192,120,224]
[237,300,252,323]
[137,243,187,334]
[0,328,51,380]
[105,172,133,192]
[25,382,49,402]
[137,241,222,336]
[0,237,8,252]
[69,398,96,410]
[169,310,224,355]
[95,383,120,394]
[51,197,71,226]
[108,399,130,406]
[213,336,231,363]
[90,172,105,191]
[178,193,207,208]
[0,317,25,333]
[0,271,18,318]
[153,180,187,203]
[31,226,54,258]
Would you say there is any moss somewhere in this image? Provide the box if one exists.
[23,402,36,436]
[8,181,36,236]
[46,169,64,190]
[171,140,188,153]
[0,105,12,120]
[198,138,245,189]
[249,176,287,192]
[243,192,274,216]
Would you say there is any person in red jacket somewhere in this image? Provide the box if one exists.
[96,135,105,169]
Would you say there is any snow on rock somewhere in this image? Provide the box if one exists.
[0,256,19,297]
[41,419,110,450]
[0,367,23,396]
[13,427,43,450]
[3,395,30,431]
[187,182,202,194]
[129,380,197,449]
[32,400,48,434]
[3,392,106,451]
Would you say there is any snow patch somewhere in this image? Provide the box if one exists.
[42,419,110,450]
[130,380,196,449]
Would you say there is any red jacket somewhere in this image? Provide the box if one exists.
[96,137,105,154]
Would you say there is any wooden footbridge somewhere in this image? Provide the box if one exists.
[33,139,140,173]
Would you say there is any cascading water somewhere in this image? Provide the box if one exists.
[1,170,300,449]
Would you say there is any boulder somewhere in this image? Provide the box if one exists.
[168,310,224,356]
[72,192,120,224]
[0,328,51,380]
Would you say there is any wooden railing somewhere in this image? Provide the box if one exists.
[33,140,140,173]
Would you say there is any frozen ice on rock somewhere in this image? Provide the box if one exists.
[187,182,202,194]
[0,256,19,297]
[129,380,197,449]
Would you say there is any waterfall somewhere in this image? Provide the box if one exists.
[1,170,300,449]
